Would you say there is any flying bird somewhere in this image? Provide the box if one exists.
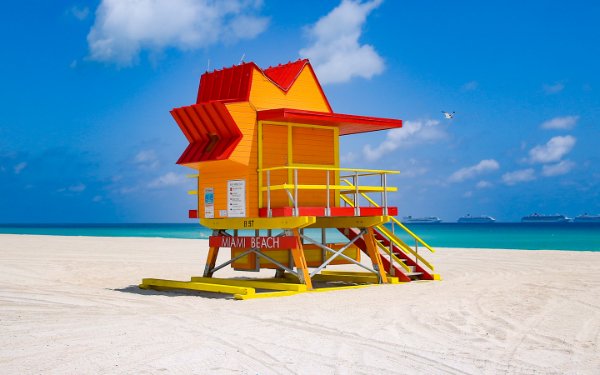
[442,111,456,119]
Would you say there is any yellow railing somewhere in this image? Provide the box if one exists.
[341,178,435,254]
[340,193,435,272]
[259,166,399,217]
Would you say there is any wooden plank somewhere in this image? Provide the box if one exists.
[200,216,316,230]
[140,278,254,296]
[190,277,307,292]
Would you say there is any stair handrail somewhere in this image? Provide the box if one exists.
[377,225,434,270]
[340,193,434,270]
[374,240,411,273]
[341,178,436,254]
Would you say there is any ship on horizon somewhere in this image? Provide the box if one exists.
[521,213,571,223]
[458,214,496,223]
[574,214,600,223]
[402,216,442,224]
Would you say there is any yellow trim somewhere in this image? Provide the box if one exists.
[312,273,400,284]
[287,123,293,186]
[261,120,341,130]
[377,225,434,270]
[262,165,400,174]
[140,278,255,296]
[234,290,299,300]
[375,240,412,273]
[341,179,435,254]
[186,174,199,178]
[190,277,307,292]
[187,190,198,195]
[261,184,397,192]
[258,121,263,208]
[200,216,316,229]
[309,215,390,229]
[333,126,340,207]
[308,284,380,293]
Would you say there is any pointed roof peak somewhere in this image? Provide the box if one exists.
[263,59,310,91]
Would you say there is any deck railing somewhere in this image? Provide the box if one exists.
[259,166,399,217]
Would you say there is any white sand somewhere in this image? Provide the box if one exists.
[1,234,599,374]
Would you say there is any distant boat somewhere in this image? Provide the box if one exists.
[574,214,600,223]
[521,213,571,223]
[402,216,442,224]
[458,214,496,223]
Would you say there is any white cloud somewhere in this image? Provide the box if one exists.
[134,149,159,169]
[363,119,444,161]
[340,151,357,164]
[70,6,90,20]
[148,172,186,188]
[541,115,579,130]
[69,183,87,192]
[119,186,138,194]
[543,82,564,94]
[476,180,492,189]
[299,0,384,84]
[13,162,27,174]
[58,183,87,193]
[502,168,535,185]
[542,160,575,177]
[528,135,576,164]
[448,159,499,183]
[461,81,478,91]
[87,0,268,65]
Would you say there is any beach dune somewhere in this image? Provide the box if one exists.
[1,234,599,374]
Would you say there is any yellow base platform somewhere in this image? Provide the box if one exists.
[139,271,410,300]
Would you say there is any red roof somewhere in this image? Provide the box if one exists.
[170,102,243,164]
[195,60,331,111]
[196,63,254,104]
[263,59,309,91]
[257,108,402,136]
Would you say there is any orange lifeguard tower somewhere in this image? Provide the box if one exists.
[140,59,439,299]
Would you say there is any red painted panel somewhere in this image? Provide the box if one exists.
[195,60,331,112]
[188,210,198,219]
[196,63,255,103]
[258,206,398,217]
[170,102,243,164]
[209,236,297,249]
[257,108,402,136]
[263,59,308,91]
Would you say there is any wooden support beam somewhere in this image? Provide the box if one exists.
[291,228,313,290]
[203,246,220,277]
[363,228,388,284]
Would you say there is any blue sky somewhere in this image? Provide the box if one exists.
[1,0,599,223]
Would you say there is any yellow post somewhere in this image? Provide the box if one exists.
[363,227,388,284]
[291,228,313,289]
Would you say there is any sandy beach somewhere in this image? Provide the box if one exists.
[1,234,599,374]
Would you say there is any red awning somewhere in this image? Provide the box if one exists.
[257,108,402,136]
[170,102,242,164]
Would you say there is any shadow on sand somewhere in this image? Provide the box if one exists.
[111,285,233,300]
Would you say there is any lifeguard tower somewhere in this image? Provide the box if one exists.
[140,59,439,299]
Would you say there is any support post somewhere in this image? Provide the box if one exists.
[363,227,388,284]
[291,228,313,289]
[203,242,221,278]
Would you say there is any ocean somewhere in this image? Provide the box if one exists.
[1,223,599,251]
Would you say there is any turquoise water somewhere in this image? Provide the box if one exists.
[1,223,599,251]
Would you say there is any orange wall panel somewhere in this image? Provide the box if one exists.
[291,126,335,165]
[249,68,331,112]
